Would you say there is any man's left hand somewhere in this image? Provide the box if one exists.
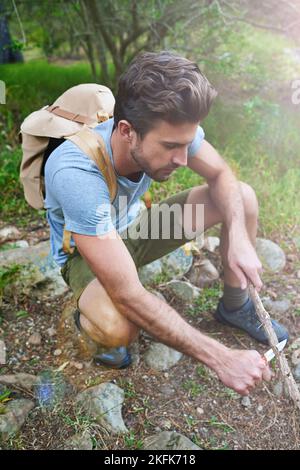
[228,233,263,291]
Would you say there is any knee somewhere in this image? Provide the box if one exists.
[78,278,140,348]
[239,181,259,220]
[93,317,140,348]
[105,322,140,348]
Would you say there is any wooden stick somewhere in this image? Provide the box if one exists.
[249,285,300,410]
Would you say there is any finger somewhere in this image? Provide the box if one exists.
[257,263,263,273]
[252,270,263,291]
[231,264,248,290]
[245,267,263,291]
[262,365,272,382]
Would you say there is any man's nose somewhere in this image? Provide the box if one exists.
[172,149,188,167]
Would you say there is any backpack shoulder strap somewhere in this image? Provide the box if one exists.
[62,127,117,254]
[67,127,117,201]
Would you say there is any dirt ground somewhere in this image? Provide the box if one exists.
[0,218,300,450]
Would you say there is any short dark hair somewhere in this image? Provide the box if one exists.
[114,51,217,138]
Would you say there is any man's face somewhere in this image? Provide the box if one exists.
[130,120,199,182]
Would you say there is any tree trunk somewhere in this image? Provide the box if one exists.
[0,3,23,64]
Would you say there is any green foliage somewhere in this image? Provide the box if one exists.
[188,286,222,316]
[0,61,95,221]
[124,430,143,450]
[0,388,12,414]
[1,16,299,237]
[0,264,23,302]
[182,379,206,397]
[0,61,94,124]
[208,415,235,434]
[15,310,29,320]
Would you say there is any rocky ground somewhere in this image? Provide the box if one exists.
[0,219,300,450]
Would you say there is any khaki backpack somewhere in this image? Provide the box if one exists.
[19,83,118,255]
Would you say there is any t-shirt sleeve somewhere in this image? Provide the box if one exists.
[187,126,205,158]
[51,167,115,236]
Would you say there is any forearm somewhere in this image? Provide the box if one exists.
[115,287,229,371]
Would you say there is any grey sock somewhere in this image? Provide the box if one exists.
[222,284,248,312]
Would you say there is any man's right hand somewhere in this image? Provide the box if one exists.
[214,349,272,396]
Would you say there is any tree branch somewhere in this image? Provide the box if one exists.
[249,285,300,411]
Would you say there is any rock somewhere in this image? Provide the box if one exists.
[0,240,49,266]
[150,290,167,303]
[289,340,300,369]
[1,240,29,250]
[138,260,163,285]
[0,399,34,437]
[28,332,42,346]
[293,364,300,382]
[35,370,68,408]
[187,259,219,288]
[196,407,204,415]
[0,340,6,365]
[129,340,140,366]
[256,238,286,272]
[76,383,127,434]
[291,349,300,366]
[160,419,172,430]
[0,373,38,390]
[161,247,193,279]
[143,431,201,450]
[144,342,182,371]
[165,280,201,303]
[159,384,175,397]
[63,432,93,450]
[53,349,62,356]
[70,361,84,370]
[46,326,57,337]
[203,236,220,253]
[14,240,29,249]
[0,226,21,242]
[0,241,69,298]
[262,297,291,315]
[289,338,300,351]
[241,396,251,408]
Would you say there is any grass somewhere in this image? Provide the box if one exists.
[182,379,206,397]
[0,60,95,223]
[124,430,143,449]
[0,38,300,237]
[188,285,222,316]
[0,264,23,303]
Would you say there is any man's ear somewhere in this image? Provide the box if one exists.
[118,120,134,142]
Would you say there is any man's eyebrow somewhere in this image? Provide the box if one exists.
[160,140,194,146]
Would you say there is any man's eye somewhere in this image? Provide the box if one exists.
[165,144,177,149]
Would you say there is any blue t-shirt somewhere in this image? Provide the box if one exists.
[44,118,205,267]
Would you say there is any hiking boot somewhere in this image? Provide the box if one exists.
[214,297,289,345]
[93,346,132,369]
[74,309,132,369]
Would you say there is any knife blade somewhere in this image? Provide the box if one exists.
[264,339,287,362]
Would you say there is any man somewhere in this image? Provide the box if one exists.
[44,51,288,396]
